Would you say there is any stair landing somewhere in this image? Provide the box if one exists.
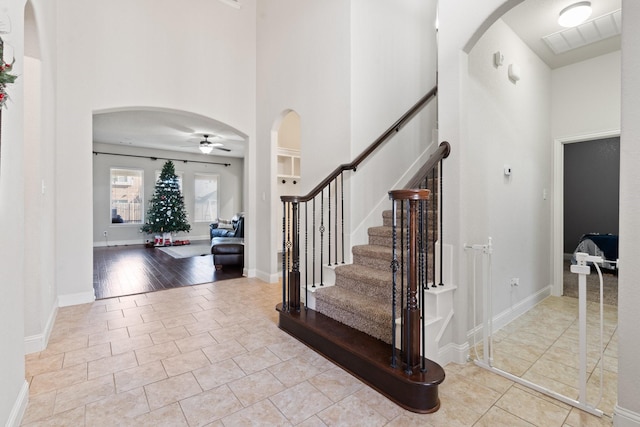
[277,303,445,414]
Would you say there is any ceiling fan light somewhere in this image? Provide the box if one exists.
[558,1,592,28]
[199,144,213,154]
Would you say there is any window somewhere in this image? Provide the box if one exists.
[194,174,219,222]
[110,168,143,224]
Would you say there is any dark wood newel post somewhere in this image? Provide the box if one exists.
[288,201,301,311]
[389,189,430,372]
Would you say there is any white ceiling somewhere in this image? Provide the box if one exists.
[93,109,247,158]
[93,1,622,156]
[502,0,621,69]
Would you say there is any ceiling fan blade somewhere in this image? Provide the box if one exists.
[214,146,231,152]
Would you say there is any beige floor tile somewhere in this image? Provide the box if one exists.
[438,372,502,416]
[107,314,144,330]
[162,349,211,377]
[270,381,333,424]
[564,407,613,426]
[308,366,364,403]
[496,386,570,427]
[25,353,64,378]
[193,358,247,390]
[233,347,283,376]
[179,385,244,426]
[144,372,202,411]
[21,406,85,427]
[127,320,166,337]
[221,399,292,426]
[150,325,190,344]
[88,350,138,379]
[202,339,248,363]
[135,341,181,365]
[474,406,536,426]
[84,387,149,426]
[350,386,406,421]
[53,374,115,414]
[29,363,87,396]
[114,360,167,393]
[62,342,112,368]
[110,333,153,355]
[317,394,390,427]
[455,363,513,394]
[228,369,286,407]
[21,391,56,424]
[184,318,223,335]
[133,402,189,427]
[174,331,217,353]
[87,327,130,347]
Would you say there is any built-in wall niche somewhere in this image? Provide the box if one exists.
[277,148,300,182]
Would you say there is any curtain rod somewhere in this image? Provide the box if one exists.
[92,151,231,167]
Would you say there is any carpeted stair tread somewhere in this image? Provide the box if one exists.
[314,286,393,343]
[333,264,392,302]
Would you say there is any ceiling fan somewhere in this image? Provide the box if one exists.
[198,134,231,154]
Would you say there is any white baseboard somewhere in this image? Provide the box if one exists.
[254,269,279,284]
[58,291,96,307]
[93,234,210,248]
[24,303,58,354]
[467,285,552,342]
[615,404,640,427]
[438,341,470,366]
[6,380,29,427]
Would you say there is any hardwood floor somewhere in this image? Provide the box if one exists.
[93,243,243,300]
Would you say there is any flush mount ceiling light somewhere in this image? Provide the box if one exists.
[558,1,592,27]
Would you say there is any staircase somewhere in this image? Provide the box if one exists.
[277,89,450,414]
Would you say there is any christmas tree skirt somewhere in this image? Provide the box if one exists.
[158,242,211,259]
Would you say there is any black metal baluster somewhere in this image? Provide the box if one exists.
[431,169,437,288]
[305,201,308,308]
[439,161,444,286]
[328,180,332,266]
[312,197,316,288]
[320,189,324,286]
[282,201,287,311]
[390,197,398,368]
[341,172,345,264]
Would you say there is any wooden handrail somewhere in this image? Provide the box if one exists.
[404,141,450,189]
[281,86,438,203]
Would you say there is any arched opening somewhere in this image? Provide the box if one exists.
[270,110,301,280]
[462,0,621,416]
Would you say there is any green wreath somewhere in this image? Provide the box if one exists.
[0,37,17,109]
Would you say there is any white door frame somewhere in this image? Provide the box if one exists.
[552,129,621,297]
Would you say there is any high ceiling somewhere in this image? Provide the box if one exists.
[93,109,247,159]
[93,1,622,157]
[502,0,621,69]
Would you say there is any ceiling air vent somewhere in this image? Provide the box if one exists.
[542,8,621,55]
[218,0,241,9]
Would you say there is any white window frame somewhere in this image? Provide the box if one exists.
[194,173,219,223]
[110,167,144,225]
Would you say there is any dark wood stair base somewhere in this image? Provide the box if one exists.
[276,304,445,413]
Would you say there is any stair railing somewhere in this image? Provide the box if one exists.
[389,141,450,373]
[281,86,438,313]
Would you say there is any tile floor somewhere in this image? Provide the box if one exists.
[22,277,615,426]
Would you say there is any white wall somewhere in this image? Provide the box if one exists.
[617,0,640,424]
[466,18,552,327]
[552,51,621,138]
[92,143,243,245]
[23,0,59,355]
[0,1,28,423]
[256,0,351,281]
[349,0,438,246]
[54,0,257,303]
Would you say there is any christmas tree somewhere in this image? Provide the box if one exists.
[141,160,191,237]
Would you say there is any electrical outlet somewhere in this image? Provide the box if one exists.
[510,277,519,287]
[103,231,108,237]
